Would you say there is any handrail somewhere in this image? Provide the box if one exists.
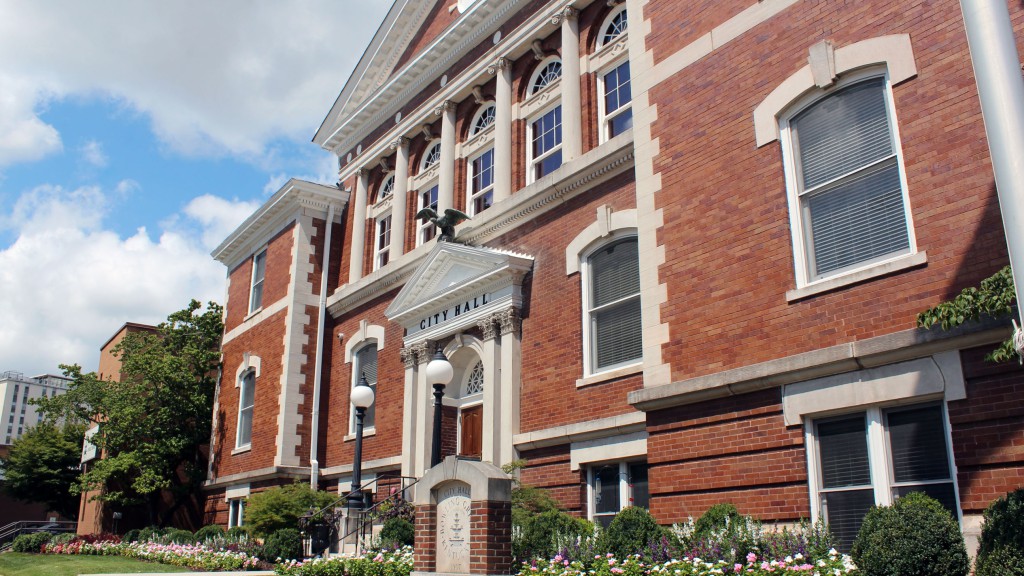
[318,475,420,558]
[0,520,77,551]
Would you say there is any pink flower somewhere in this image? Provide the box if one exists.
[735,564,743,573]
[747,552,757,564]
[563,560,569,566]
[611,568,624,574]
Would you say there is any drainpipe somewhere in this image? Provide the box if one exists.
[960,0,1024,346]
[310,204,335,489]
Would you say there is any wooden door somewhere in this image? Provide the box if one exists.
[459,405,483,459]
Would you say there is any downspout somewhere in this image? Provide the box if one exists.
[310,204,335,489]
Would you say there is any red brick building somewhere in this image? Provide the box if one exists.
[203,0,1024,553]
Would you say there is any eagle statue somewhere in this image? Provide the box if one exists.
[415,207,471,242]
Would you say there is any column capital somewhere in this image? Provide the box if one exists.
[400,346,418,369]
[411,341,431,365]
[551,5,578,25]
[496,308,521,337]
[477,317,498,341]
[390,136,411,151]
[356,167,370,178]
[487,57,512,75]
[433,100,457,116]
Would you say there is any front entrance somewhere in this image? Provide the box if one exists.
[459,405,483,459]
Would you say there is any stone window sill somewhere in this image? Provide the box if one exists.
[231,445,252,455]
[576,362,643,388]
[343,427,377,442]
[786,251,927,302]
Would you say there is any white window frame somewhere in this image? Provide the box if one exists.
[586,460,648,527]
[469,103,496,136]
[597,4,628,48]
[804,401,961,547]
[597,58,632,142]
[526,103,563,184]
[235,370,255,450]
[349,342,378,434]
[228,498,245,528]
[416,183,439,246]
[529,56,563,94]
[420,141,442,172]
[779,68,917,290]
[580,231,642,377]
[374,213,392,270]
[248,248,267,314]
[467,147,494,216]
[376,172,395,203]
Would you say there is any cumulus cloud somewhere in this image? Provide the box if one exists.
[0,184,255,376]
[80,140,107,168]
[0,0,391,162]
[181,194,262,251]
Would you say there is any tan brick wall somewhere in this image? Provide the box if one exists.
[224,223,295,333]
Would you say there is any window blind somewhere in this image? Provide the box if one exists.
[818,415,870,489]
[355,345,378,426]
[822,489,875,552]
[589,238,642,370]
[887,406,950,483]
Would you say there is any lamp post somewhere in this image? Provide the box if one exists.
[348,374,375,509]
[426,347,454,467]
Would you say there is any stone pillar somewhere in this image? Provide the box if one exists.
[391,137,411,259]
[477,315,501,464]
[497,308,522,467]
[492,58,513,203]
[347,169,369,284]
[399,345,419,477]
[559,6,582,161]
[436,101,457,212]
[411,342,432,477]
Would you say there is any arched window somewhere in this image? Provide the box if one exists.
[420,142,442,172]
[352,343,378,430]
[464,360,484,396]
[530,58,562,94]
[599,6,628,46]
[583,235,642,374]
[236,371,255,448]
[377,173,395,201]
[470,103,496,135]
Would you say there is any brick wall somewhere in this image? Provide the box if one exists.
[224,223,294,334]
[520,444,585,514]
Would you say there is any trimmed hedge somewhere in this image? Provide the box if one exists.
[263,527,303,562]
[11,532,53,553]
[194,524,226,542]
[599,506,664,559]
[378,517,414,549]
[975,488,1024,576]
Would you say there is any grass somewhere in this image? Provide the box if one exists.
[0,552,191,575]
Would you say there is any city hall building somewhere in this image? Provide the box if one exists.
[203,0,1024,552]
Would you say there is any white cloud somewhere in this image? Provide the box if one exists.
[0,184,248,376]
[181,194,262,251]
[0,0,392,163]
[80,140,107,168]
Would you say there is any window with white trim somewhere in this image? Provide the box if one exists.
[417,184,439,245]
[468,149,494,216]
[599,5,627,46]
[374,214,392,270]
[808,403,958,552]
[528,106,563,182]
[236,371,255,449]
[352,343,378,431]
[530,58,562,94]
[588,461,648,528]
[249,249,266,313]
[470,103,496,135]
[377,173,395,202]
[228,499,246,528]
[600,60,632,140]
[781,73,914,285]
[421,142,442,172]
[583,235,642,375]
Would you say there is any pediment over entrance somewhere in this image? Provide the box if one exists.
[385,242,533,343]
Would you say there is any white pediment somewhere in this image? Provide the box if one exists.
[385,242,533,340]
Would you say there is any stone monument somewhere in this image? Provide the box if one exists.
[412,456,512,575]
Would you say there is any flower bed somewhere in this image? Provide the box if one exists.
[521,551,857,576]
[274,546,413,576]
[44,539,263,571]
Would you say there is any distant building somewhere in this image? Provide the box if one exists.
[0,371,71,446]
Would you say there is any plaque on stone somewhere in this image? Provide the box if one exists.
[436,481,472,572]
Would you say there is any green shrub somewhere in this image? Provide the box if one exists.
[136,526,165,542]
[378,517,414,549]
[851,492,969,576]
[693,503,742,539]
[49,532,76,545]
[162,528,195,543]
[11,532,52,553]
[515,510,593,562]
[227,525,250,538]
[194,523,226,542]
[598,506,665,559]
[976,488,1024,576]
[244,482,337,537]
[122,528,141,543]
[262,527,303,561]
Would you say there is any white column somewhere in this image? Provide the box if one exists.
[493,58,513,203]
[560,7,582,161]
[436,101,457,212]
[347,169,369,284]
[399,346,419,478]
[412,343,432,477]
[497,308,522,466]
[477,316,501,464]
[391,137,411,259]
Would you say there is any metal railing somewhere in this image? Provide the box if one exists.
[305,475,419,558]
[0,520,77,551]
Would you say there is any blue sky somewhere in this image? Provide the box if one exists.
[0,1,392,376]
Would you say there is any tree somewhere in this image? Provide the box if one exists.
[37,299,223,526]
[917,265,1018,362]
[243,483,338,537]
[0,422,86,519]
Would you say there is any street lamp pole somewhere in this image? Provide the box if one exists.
[426,347,454,468]
[348,374,375,509]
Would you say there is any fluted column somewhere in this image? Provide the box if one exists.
[559,7,582,161]
[477,315,501,464]
[347,169,369,284]
[492,58,513,202]
[436,101,457,212]
[496,308,522,466]
[391,137,411,258]
[410,342,432,476]
[399,345,419,477]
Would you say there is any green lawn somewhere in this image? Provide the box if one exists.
[0,552,191,576]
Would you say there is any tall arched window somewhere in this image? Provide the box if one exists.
[583,235,642,374]
[599,5,628,46]
[470,103,496,135]
[236,371,255,448]
[352,343,378,429]
[530,58,562,94]
[420,142,442,172]
[377,173,395,201]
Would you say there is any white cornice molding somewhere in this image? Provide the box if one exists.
[211,179,349,268]
[325,131,635,319]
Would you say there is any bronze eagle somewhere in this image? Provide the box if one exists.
[415,207,471,242]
